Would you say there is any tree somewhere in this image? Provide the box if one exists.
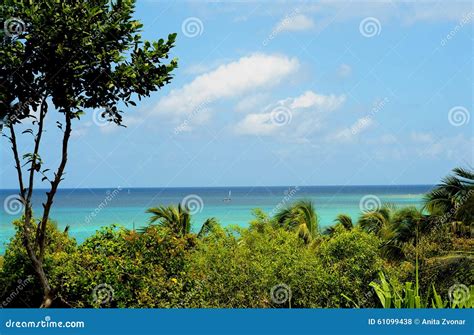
[335,214,353,230]
[424,167,474,235]
[197,217,220,238]
[145,204,219,239]
[274,200,318,243]
[325,214,354,235]
[145,204,191,237]
[1,0,178,307]
[358,205,392,236]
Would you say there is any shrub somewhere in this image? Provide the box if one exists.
[316,227,383,307]
[0,219,76,307]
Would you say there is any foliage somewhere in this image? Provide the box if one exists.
[424,167,474,230]
[316,228,382,307]
[358,206,392,236]
[324,214,353,235]
[54,225,201,308]
[189,223,331,308]
[1,0,178,306]
[1,0,178,123]
[370,272,473,308]
[145,204,191,237]
[274,200,319,243]
[1,167,473,309]
[0,214,387,308]
[0,219,76,307]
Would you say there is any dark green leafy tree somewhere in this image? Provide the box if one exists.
[1,0,177,307]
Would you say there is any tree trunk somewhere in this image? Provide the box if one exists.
[8,104,73,308]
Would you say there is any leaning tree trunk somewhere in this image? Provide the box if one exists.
[8,102,73,308]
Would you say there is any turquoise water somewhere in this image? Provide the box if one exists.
[0,185,433,254]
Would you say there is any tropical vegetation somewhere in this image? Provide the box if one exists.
[1,167,472,308]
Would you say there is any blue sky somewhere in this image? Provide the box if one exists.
[1,0,473,188]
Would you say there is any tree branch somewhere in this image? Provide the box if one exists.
[38,110,72,262]
[8,123,25,199]
[8,122,48,301]
[27,97,47,203]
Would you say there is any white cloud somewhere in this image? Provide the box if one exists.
[276,14,315,32]
[71,122,92,138]
[331,117,375,142]
[289,90,345,110]
[154,53,300,119]
[366,133,472,161]
[416,134,473,159]
[234,90,346,138]
[410,131,434,143]
[235,93,270,113]
[234,113,277,136]
[379,134,398,144]
[183,58,233,76]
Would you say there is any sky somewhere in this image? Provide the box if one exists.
[1,0,473,189]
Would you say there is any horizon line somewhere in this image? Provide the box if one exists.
[0,184,437,191]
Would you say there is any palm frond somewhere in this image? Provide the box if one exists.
[198,217,219,238]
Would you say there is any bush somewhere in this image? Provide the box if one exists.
[316,227,383,307]
[189,223,330,307]
[0,219,77,307]
[0,211,466,309]
[55,225,201,308]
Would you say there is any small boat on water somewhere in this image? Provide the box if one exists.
[223,190,231,202]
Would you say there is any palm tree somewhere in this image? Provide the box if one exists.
[335,214,353,230]
[424,167,474,229]
[390,207,424,244]
[381,207,425,260]
[358,206,392,236]
[145,204,220,239]
[324,214,353,235]
[357,205,425,260]
[145,204,191,237]
[197,217,219,238]
[274,200,318,242]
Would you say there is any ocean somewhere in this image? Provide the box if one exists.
[0,185,434,254]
